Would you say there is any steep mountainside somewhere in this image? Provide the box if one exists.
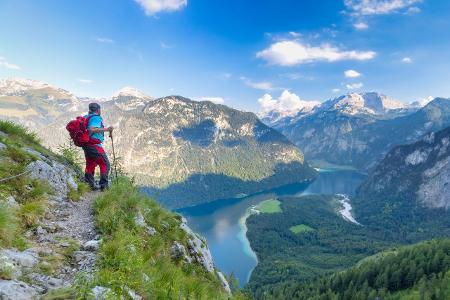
[353,125,450,241]
[268,93,450,171]
[0,78,316,209]
[0,120,238,299]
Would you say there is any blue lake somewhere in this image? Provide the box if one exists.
[177,170,366,286]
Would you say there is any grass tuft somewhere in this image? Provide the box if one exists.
[0,203,19,247]
[0,120,40,145]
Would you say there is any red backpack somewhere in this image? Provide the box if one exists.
[66,115,101,147]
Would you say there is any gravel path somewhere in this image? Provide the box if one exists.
[27,191,100,291]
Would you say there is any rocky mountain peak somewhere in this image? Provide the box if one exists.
[111,86,153,111]
[0,77,72,97]
[321,92,406,115]
[112,86,150,99]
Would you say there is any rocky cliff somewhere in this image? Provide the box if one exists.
[353,125,450,241]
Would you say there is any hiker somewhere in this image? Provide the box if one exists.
[82,103,113,191]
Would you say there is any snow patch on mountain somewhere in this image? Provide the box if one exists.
[112,86,150,99]
[318,92,407,115]
[0,78,68,96]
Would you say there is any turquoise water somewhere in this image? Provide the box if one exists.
[177,170,366,286]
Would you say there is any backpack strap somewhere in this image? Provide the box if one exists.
[85,115,97,136]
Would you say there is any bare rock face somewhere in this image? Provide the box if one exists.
[179,217,231,294]
[358,126,450,210]
[26,160,77,198]
[0,280,41,300]
[170,241,192,263]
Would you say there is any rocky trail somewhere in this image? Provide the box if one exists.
[0,172,101,299]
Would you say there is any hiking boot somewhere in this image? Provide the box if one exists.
[99,174,109,192]
[84,173,97,190]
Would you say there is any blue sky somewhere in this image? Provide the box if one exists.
[1,0,450,112]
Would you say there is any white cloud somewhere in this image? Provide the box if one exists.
[288,31,302,38]
[0,57,20,70]
[402,57,412,63]
[256,40,376,66]
[135,0,187,15]
[332,88,341,93]
[344,69,362,78]
[258,90,320,116]
[405,6,421,14]
[200,96,225,104]
[345,0,422,15]
[77,78,93,84]
[241,77,275,91]
[96,37,115,44]
[353,22,369,30]
[346,82,364,89]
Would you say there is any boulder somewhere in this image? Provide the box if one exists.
[4,196,18,208]
[170,242,191,263]
[0,142,6,151]
[134,210,157,236]
[0,280,40,300]
[91,286,112,300]
[0,249,39,269]
[83,240,101,252]
[26,160,77,198]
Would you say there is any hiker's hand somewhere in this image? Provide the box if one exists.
[107,126,114,133]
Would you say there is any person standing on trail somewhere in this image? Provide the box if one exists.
[83,103,113,191]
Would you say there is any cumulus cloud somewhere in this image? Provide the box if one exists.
[241,77,275,91]
[96,37,115,44]
[0,57,20,70]
[345,0,422,15]
[200,97,225,104]
[346,82,364,89]
[77,78,93,84]
[353,22,369,30]
[344,69,362,78]
[402,57,412,63]
[258,90,320,116]
[256,40,376,66]
[135,0,187,15]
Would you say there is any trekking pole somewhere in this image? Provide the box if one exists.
[109,131,119,183]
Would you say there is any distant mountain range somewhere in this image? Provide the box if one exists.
[0,78,316,208]
[262,92,450,171]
